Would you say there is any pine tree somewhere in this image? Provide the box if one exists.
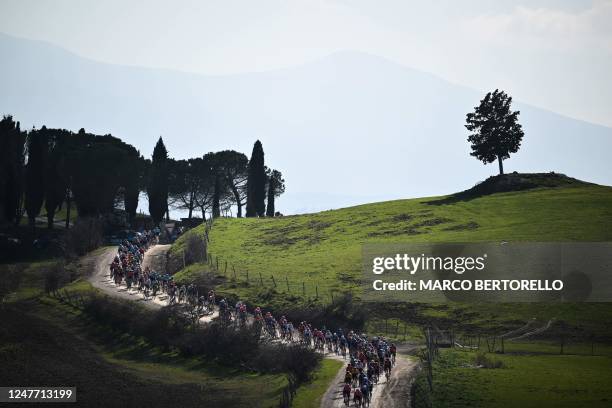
[147,137,169,224]
[245,140,266,217]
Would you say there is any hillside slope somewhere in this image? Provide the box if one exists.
[172,175,612,300]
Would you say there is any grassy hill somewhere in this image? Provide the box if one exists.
[170,173,612,407]
[173,174,611,293]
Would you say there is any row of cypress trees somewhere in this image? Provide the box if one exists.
[0,116,144,228]
[0,114,285,228]
[246,140,285,217]
[149,137,284,222]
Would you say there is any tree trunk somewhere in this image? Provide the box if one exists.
[231,186,242,218]
[212,176,221,218]
[188,190,194,219]
[47,211,54,230]
[498,155,504,175]
[65,197,71,229]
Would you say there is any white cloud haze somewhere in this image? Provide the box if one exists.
[0,0,610,125]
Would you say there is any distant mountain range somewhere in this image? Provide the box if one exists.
[1,32,610,214]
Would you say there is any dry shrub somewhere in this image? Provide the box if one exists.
[474,352,505,369]
[44,262,69,293]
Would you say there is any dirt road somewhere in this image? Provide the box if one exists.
[86,246,160,307]
[87,245,419,407]
[320,352,418,408]
[87,245,218,322]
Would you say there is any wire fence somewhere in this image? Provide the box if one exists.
[177,216,349,304]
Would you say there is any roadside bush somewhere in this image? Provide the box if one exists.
[281,293,366,332]
[0,264,24,306]
[43,262,69,293]
[177,323,261,365]
[253,343,321,383]
[474,352,505,369]
[80,295,319,380]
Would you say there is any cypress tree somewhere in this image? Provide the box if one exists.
[44,129,68,229]
[147,137,169,224]
[245,140,266,217]
[25,127,48,227]
[123,149,143,227]
[0,116,26,225]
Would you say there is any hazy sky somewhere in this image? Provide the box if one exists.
[1,0,611,127]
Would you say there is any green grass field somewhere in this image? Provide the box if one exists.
[169,177,612,407]
[414,348,612,407]
[292,359,343,408]
[171,181,612,331]
[173,183,612,294]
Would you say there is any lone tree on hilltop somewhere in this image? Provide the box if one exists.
[246,140,266,217]
[148,137,169,224]
[465,89,524,175]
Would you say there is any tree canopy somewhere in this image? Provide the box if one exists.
[148,137,169,224]
[0,116,26,225]
[24,127,47,227]
[246,140,266,217]
[0,113,285,229]
[465,89,524,175]
[266,169,285,217]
